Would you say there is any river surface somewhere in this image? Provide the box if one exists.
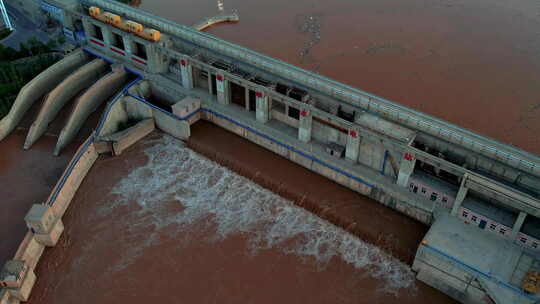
[6,1,540,302]
[28,133,454,304]
[137,0,540,154]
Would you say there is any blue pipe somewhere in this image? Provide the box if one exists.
[381,150,388,175]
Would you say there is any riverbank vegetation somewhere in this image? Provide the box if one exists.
[0,28,13,40]
[0,37,63,119]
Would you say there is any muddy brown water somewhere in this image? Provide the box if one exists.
[188,121,426,264]
[0,98,108,265]
[27,132,456,304]
[4,0,539,302]
[140,0,540,154]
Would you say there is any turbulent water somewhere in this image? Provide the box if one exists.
[100,134,416,294]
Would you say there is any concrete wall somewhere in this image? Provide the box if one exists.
[112,119,155,155]
[12,233,45,271]
[413,245,492,304]
[125,96,153,121]
[46,137,99,218]
[395,201,432,224]
[358,139,386,172]
[24,59,109,149]
[153,110,190,140]
[311,120,341,145]
[98,119,155,155]
[271,110,299,129]
[204,110,373,198]
[100,89,189,140]
[55,68,129,155]
[0,50,89,141]
[409,177,455,209]
[97,97,129,137]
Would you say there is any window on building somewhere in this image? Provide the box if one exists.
[112,32,124,50]
[471,215,477,222]
[500,228,506,235]
[134,41,147,60]
[421,188,426,194]
[442,197,448,203]
[462,211,468,217]
[430,192,438,201]
[410,183,414,189]
[489,224,497,230]
[272,100,286,114]
[533,243,538,249]
[200,70,209,80]
[93,24,103,41]
[520,238,527,243]
[288,107,300,120]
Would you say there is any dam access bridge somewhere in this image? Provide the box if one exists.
[1,1,540,303]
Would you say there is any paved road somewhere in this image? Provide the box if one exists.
[1,3,54,50]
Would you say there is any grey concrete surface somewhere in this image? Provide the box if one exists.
[414,214,536,304]
[54,68,128,155]
[24,58,108,150]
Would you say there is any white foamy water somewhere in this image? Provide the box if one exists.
[103,134,416,294]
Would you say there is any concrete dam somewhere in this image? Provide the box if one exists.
[1,0,540,303]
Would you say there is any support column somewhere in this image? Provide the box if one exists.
[245,87,250,111]
[298,109,312,142]
[396,151,416,187]
[255,91,269,123]
[345,129,360,162]
[123,35,133,57]
[511,211,527,239]
[216,74,230,105]
[207,72,213,95]
[451,175,469,216]
[102,26,112,46]
[82,19,98,46]
[179,59,193,89]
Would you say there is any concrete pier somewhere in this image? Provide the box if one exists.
[396,153,415,187]
[180,59,194,89]
[451,178,468,216]
[255,92,269,123]
[298,110,312,142]
[216,75,230,105]
[345,129,360,163]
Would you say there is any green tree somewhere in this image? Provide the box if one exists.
[46,39,58,50]
[18,42,31,57]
